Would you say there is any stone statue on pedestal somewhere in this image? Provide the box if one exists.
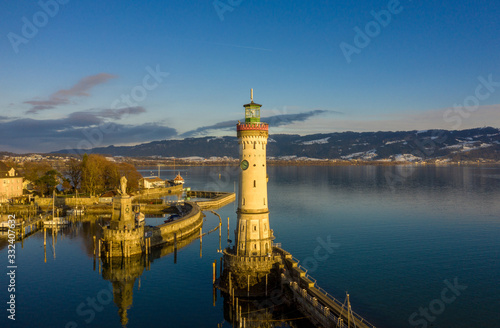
[118,176,127,195]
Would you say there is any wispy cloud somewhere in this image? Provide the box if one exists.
[180,110,332,137]
[91,106,147,120]
[24,73,117,114]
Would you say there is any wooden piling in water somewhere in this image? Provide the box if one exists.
[212,260,216,283]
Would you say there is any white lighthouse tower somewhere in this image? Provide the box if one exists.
[235,89,274,257]
[222,90,277,295]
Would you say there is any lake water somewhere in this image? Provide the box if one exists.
[1,165,499,327]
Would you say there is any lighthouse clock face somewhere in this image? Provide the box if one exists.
[240,160,249,170]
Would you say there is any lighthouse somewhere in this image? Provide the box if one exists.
[221,89,277,295]
[235,89,274,257]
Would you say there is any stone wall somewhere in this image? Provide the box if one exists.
[135,184,183,200]
[34,196,99,207]
[149,201,203,247]
[102,226,145,257]
[186,190,235,210]
[34,184,183,207]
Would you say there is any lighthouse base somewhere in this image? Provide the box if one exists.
[219,247,282,298]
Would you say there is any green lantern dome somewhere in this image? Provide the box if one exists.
[243,89,262,123]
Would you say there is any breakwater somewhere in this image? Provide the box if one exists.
[187,190,235,210]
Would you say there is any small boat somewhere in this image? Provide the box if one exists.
[68,191,85,216]
[44,217,69,227]
[44,190,69,227]
[68,208,85,216]
[164,214,180,223]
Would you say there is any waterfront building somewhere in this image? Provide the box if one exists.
[173,173,185,185]
[139,176,165,189]
[0,161,23,203]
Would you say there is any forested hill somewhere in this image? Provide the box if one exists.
[54,127,500,161]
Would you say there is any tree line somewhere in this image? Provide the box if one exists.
[23,154,142,196]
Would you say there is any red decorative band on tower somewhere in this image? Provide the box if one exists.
[236,123,269,131]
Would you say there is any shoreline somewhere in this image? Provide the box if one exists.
[134,159,500,168]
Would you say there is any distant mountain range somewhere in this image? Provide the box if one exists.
[54,127,500,162]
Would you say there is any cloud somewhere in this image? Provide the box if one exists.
[180,109,332,137]
[24,73,117,114]
[282,105,500,135]
[93,106,147,120]
[0,107,172,153]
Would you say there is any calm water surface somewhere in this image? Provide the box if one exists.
[1,165,499,327]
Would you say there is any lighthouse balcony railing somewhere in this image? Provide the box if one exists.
[223,248,280,263]
[237,122,269,131]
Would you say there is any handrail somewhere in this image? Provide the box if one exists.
[276,246,377,328]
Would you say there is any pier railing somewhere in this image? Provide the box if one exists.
[274,245,377,328]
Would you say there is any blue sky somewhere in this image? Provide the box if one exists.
[1,0,499,153]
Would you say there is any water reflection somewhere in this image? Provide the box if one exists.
[100,231,199,326]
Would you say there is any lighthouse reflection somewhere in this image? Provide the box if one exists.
[100,232,199,326]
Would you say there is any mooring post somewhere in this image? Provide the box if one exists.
[213,260,216,283]
[236,298,239,320]
[266,273,268,297]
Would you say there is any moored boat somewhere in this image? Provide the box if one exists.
[44,217,69,227]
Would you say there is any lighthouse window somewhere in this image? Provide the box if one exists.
[253,180,256,188]
[253,225,257,231]
[254,244,257,250]
[241,225,244,231]
[253,142,256,149]
[243,198,245,205]
[263,198,266,205]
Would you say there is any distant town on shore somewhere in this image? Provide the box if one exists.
[4,127,500,165]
